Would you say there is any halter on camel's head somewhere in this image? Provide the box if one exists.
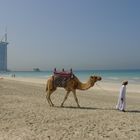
[90,75,102,83]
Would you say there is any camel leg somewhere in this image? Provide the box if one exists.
[72,90,80,108]
[46,90,54,107]
[61,91,70,107]
[49,91,55,107]
[46,90,52,106]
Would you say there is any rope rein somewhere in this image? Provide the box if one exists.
[95,83,110,94]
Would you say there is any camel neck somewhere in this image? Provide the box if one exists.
[77,79,94,90]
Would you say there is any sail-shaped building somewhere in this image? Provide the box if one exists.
[0,33,8,71]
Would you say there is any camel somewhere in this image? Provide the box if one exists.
[45,72,102,107]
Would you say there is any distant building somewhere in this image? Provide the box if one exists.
[0,33,8,71]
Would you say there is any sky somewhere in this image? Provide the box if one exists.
[0,0,140,71]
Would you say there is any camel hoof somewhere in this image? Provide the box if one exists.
[49,104,54,107]
[77,105,81,108]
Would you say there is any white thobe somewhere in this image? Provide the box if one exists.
[116,85,126,111]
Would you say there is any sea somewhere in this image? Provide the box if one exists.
[1,69,140,84]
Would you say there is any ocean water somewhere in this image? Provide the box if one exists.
[1,70,140,84]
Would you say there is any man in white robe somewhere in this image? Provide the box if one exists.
[116,81,128,112]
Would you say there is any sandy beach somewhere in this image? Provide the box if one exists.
[0,78,140,140]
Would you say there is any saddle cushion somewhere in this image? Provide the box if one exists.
[54,71,72,78]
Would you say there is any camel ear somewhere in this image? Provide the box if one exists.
[94,76,97,79]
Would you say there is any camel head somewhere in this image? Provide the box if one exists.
[89,75,102,85]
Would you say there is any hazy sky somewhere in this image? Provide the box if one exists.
[0,0,140,71]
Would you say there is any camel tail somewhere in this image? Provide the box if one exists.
[46,82,48,92]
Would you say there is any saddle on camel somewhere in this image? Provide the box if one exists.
[53,68,74,87]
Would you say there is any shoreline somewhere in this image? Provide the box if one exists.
[2,76,140,93]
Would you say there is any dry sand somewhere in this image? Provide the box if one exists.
[0,78,140,140]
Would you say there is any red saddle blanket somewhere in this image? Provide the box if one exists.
[53,68,73,78]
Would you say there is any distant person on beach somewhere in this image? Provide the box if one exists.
[11,74,16,78]
[116,81,128,112]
